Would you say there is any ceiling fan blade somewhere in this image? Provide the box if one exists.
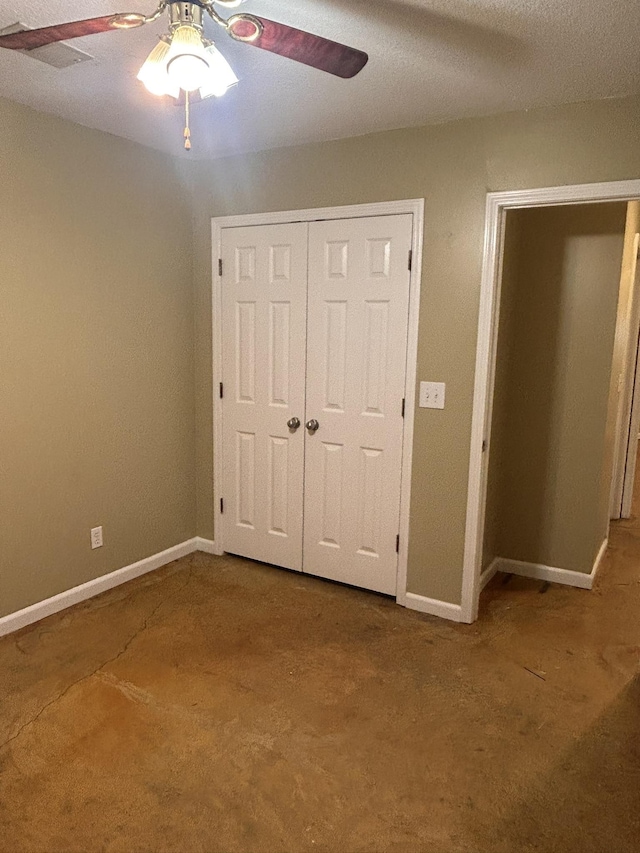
[228,16,368,79]
[0,14,146,51]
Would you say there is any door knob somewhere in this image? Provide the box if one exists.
[306,419,320,433]
[287,417,301,431]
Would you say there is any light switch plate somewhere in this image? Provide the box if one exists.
[419,381,446,409]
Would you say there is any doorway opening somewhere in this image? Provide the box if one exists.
[463,181,640,623]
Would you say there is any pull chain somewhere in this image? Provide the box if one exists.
[184,90,191,151]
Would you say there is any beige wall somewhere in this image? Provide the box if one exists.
[6,92,638,618]
[187,94,640,605]
[0,97,195,618]
[484,204,626,574]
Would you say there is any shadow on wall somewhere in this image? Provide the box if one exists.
[484,202,627,574]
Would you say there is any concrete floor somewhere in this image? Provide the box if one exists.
[1,500,640,851]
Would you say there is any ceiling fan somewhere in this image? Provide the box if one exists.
[0,1,368,149]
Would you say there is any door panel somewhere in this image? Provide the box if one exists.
[303,214,413,594]
[221,223,307,570]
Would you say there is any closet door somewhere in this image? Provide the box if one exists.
[220,223,308,570]
[302,215,412,594]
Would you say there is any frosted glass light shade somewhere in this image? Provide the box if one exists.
[137,40,179,97]
[137,29,237,101]
[199,44,239,98]
[166,25,210,92]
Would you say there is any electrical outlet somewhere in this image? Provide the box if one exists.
[90,526,103,549]
[419,381,446,409]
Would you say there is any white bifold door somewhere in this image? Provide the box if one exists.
[220,214,412,595]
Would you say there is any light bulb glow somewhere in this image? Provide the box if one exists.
[166,25,211,92]
[137,40,179,97]
[167,53,209,92]
[137,28,238,105]
[199,44,239,98]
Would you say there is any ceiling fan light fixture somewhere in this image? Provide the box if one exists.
[227,14,263,44]
[199,43,239,98]
[0,3,369,153]
[137,38,179,98]
[166,24,210,92]
[110,13,147,30]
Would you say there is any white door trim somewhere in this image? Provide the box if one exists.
[621,296,640,517]
[608,227,640,520]
[619,233,640,517]
[211,199,424,605]
[462,179,640,624]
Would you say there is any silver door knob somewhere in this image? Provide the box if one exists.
[287,417,301,431]
[306,419,320,433]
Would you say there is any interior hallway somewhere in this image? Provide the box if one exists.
[1,472,640,852]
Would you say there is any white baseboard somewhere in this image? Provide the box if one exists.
[194,537,221,555]
[480,559,499,591]
[0,538,216,639]
[494,557,592,589]
[493,538,607,591]
[405,592,465,623]
[592,537,608,581]
[0,536,223,638]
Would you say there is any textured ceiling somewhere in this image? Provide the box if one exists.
[0,0,639,160]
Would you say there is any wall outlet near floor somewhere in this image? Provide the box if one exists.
[419,381,446,409]
[90,526,103,549]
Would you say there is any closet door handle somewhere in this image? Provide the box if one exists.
[287,417,301,431]
[306,419,320,433]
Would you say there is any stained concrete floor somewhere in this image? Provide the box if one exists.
[1,503,640,850]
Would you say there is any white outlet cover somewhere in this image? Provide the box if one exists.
[90,526,103,549]
[419,381,446,409]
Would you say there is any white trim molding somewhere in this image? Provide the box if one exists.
[491,558,593,590]
[479,559,499,592]
[462,179,640,624]
[194,536,221,555]
[0,538,218,639]
[405,592,464,622]
[211,199,424,610]
[592,537,609,581]
[482,538,608,594]
[210,199,425,230]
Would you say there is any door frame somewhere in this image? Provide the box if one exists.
[614,230,640,518]
[622,318,640,515]
[462,179,640,624]
[211,199,425,605]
